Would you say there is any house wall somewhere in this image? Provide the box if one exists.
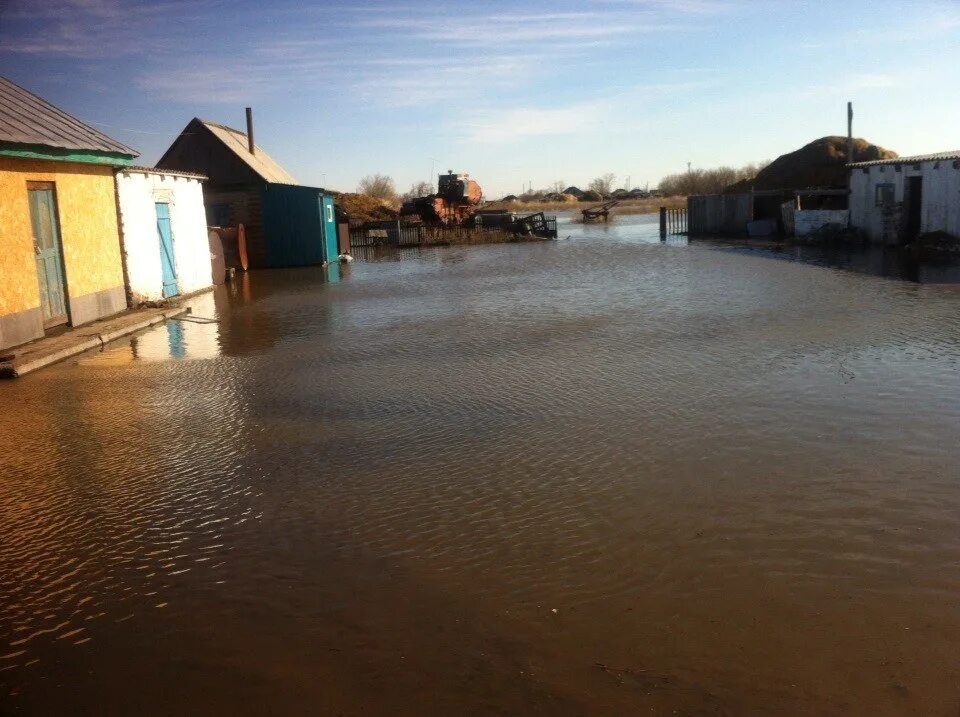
[795,210,849,237]
[0,157,125,350]
[850,160,960,244]
[203,186,266,268]
[116,170,213,303]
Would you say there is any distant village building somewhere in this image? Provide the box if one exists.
[0,76,137,352]
[849,151,960,245]
[155,113,338,268]
[115,167,213,304]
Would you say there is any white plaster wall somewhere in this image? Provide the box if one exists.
[850,161,960,243]
[116,171,212,302]
[795,210,849,237]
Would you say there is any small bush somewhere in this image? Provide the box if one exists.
[580,190,602,202]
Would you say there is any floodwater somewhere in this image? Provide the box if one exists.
[2,217,960,715]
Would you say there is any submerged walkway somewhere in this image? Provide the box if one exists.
[0,305,190,378]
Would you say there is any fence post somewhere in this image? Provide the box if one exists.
[659,206,667,240]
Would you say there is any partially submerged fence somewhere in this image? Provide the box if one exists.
[348,220,550,249]
[659,206,687,238]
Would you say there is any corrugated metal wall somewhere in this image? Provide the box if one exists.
[260,183,326,268]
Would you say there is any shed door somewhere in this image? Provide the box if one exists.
[156,202,179,298]
[28,184,69,328]
[320,195,338,262]
[904,176,923,243]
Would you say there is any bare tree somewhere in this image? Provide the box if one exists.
[587,173,616,197]
[402,181,432,201]
[658,161,769,196]
[358,174,397,201]
[550,180,566,194]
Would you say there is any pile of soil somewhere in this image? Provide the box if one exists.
[727,136,897,192]
[334,193,399,226]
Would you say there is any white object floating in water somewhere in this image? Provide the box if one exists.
[339,254,354,263]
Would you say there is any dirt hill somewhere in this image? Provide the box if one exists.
[334,192,399,225]
[727,136,897,192]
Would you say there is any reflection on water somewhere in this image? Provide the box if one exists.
[552,210,960,283]
[2,231,960,714]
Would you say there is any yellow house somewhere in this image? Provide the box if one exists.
[0,76,139,352]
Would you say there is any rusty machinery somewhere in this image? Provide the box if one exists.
[401,171,483,226]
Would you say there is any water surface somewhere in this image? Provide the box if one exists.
[2,223,960,714]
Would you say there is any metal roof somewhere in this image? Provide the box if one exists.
[849,150,960,168]
[199,119,296,184]
[0,75,138,157]
[119,165,207,180]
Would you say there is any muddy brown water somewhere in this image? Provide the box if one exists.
[2,217,960,715]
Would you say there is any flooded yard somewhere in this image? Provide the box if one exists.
[2,222,960,714]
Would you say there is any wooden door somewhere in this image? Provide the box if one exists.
[28,183,69,328]
[155,202,179,298]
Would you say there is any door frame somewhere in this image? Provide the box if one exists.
[27,181,72,329]
[903,175,923,243]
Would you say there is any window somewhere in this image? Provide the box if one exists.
[874,183,894,207]
[325,203,333,223]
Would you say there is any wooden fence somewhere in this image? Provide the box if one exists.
[659,206,688,238]
[349,222,517,248]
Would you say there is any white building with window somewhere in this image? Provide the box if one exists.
[849,151,960,245]
[115,167,213,304]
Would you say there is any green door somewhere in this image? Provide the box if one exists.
[320,195,338,262]
[28,184,69,327]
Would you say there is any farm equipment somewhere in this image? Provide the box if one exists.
[401,171,483,226]
[510,212,558,238]
[581,200,620,222]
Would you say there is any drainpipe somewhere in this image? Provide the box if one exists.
[245,107,255,155]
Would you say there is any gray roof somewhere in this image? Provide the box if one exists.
[199,119,295,183]
[849,150,960,168]
[0,76,138,157]
[118,165,207,180]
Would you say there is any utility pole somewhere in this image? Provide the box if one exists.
[687,161,691,173]
[626,175,631,191]
[847,101,854,164]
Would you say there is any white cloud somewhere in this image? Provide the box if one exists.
[464,102,609,144]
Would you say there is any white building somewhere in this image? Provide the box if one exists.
[115,167,213,303]
[849,151,960,245]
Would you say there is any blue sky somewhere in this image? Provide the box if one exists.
[2,0,959,197]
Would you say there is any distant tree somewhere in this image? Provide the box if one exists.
[587,173,616,197]
[580,189,603,202]
[402,181,432,201]
[358,174,397,202]
[658,161,769,196]
[550,180,566,194]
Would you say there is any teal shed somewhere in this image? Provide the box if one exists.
[260,183,338,267]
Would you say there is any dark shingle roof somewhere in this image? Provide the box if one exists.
[0,76,138,157]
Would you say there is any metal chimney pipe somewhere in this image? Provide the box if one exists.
[245,107,255,155]
[847,101,854,164]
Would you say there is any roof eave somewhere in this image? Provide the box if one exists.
[0,142,137,166]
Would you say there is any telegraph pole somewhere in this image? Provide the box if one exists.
[847,101,854,164]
